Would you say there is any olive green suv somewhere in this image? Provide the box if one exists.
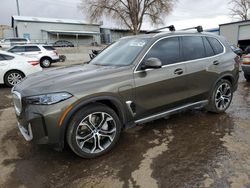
[12,29,239,158]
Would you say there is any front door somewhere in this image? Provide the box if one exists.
[133,36,189,119]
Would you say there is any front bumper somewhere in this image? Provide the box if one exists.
[241,64,250,75]
[12,91,77,148]
[51,58,60,63]
[18,123,33,141]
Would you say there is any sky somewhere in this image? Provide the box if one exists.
[0,0,239,30]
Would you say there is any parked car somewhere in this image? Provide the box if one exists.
[230,45,243,57]
[245,45,250,54]
[12,29,239,158]
[241,53,250,81]
[0,38,30,48]
[53,40,74,47]
[0,50,42,87]
[8,45,60,68]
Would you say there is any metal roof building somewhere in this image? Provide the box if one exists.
[219,20,250,50]
[11,16,101,46]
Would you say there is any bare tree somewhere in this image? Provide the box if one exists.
[79,0,176,34]
[229,0,250,20]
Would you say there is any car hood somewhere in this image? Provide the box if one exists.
[14,64,128,97]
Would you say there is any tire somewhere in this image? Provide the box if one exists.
[4,70,25,87]
[206,79,233,113]
[40,58,52,68]
[244,74,250,82]
[66,104,122,158]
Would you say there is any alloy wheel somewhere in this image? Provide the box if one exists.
[215,83,232,111]
[75,112,117,154]
[7,72,23,86]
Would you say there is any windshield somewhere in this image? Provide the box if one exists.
[90,38,149,66]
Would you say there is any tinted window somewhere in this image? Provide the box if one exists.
[143,37,180,66]
[2,54,14,60]
[43,46,55,51]
[25,46,40,52]
[11,38,27,42]
[8,46,25,53]
[207,37,224,54]
[203,37,215,57]
[0,55,5,61]
[182,36,205,61]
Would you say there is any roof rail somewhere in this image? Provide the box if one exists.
[181,26,203,32]
[146,25,175,34]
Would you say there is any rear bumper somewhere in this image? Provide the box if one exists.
[51,58,60,63]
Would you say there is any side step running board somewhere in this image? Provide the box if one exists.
[134,100,208,125]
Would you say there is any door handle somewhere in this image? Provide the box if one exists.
[174,68,184,75]
[213,60,220,65]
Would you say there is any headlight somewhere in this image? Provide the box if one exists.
[26,92,73,105]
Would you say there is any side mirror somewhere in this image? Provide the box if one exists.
[141,58,162,70]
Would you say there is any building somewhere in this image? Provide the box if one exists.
[0,25,13,39]
[205,28,219,35]
[100,28,148,44]
[12,16,101,45]
[219,20,250,49]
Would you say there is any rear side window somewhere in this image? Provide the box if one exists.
[144,37,180,66]
[0,55,5,61]
[203,37,215,57]
[8,46,25,53]
[182,36,205,61]
[25,46,40,52]
[206,37,224,55]
[43,46,55,51]
[2,54,14,60]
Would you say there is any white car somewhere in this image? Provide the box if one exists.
[8,45,60,68]
[0,50,42,87]
[0,38,30,48]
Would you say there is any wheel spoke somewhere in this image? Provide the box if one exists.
[91,135,97,153]
[97,135,104,151]
[99,128,116,134]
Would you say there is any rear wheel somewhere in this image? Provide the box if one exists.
[206,79,233,113]
[4,70,24,87]
[244,74,250,82]
[67,104,122,158]
[40,58,51,68]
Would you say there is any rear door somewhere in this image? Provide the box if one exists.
[133,36,189,119]
[24,46,41,58]
[182,36,225,100]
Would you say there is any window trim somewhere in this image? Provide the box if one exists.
[134,35,226,73]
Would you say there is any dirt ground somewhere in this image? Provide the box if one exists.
[0,72,249,188]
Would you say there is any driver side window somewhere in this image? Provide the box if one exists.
[141,37,180,68]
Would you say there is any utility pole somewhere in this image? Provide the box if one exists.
[16,0,20,16]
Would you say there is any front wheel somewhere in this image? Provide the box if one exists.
[67,104,122,158]
[244,74,250,82]
[206,79,233,113]
[4,70,24,87]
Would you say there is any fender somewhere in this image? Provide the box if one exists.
[57,95,131,148]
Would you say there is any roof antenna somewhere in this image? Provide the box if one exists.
[146,25,175,34]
